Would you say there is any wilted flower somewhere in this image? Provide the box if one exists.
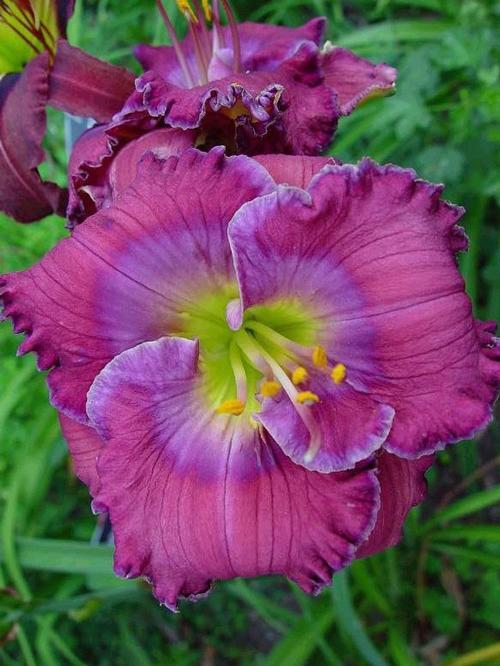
[2,149,499,608]
[66,0,396,226]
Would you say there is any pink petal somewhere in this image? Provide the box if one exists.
[254,154,337,188]
[59,413,104,497]
[228,158,499,459]
[88,336,380,609]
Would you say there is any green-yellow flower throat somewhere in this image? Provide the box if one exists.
[176,284,347,459]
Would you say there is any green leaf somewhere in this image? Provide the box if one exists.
[331,570,389,666]
[262,597,336,666]
[421,486,500,532]
[0,538,114,576]
[337,20,454,49]
[431,525,500,543]
[431,544,500,570]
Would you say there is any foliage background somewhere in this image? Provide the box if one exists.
[1,0,499,664]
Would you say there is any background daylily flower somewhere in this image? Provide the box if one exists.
[66,0,396,227]
[0,1,135,223]
[131,0,396,154]
[2,148,499,607]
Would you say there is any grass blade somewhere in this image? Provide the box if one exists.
[331,570,389,666]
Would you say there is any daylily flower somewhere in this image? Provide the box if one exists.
[66,0,396,226]
[132,0,396,152]
[2,149,498,608]
[0,1,135,223]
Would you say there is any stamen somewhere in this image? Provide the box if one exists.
[235,330,321,462]
[211,0,224,51]
[176,0,197,22]
[216,399,245,415]
[312,345,328,369]
[156,0,196,88]
[201,0,212,21]
[296,391,320,405]
[189,20,209,84]
[292,366,309,386]
[220,0,241,72]
[331,363,347,384]
[261,380,281,398]
[192,0,212,63]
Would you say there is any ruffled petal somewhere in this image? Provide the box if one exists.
[59,413,104,497]
[48,40,135,122]
[87,336,380,609]
[321,46,397,116]
[357,452,434,558]
[67,124,196,225]
[229,157,499,458]
[122,42,338,156]
[0,53,67,223]
[1,148,274,422]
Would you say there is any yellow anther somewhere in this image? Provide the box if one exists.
[216,399,245,415]
[261,380,281,398]
[296,391,320,406]
[202,0,212,21]
[312,345,328,369]
[292,366,309,385]
[331,363,347,384]
[176,0,197,22]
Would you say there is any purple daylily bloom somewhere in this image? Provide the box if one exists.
[2,148,498,608]
[66,0,396,227]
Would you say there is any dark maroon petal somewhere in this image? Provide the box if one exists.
[59,413,104,497]
[357,452,434,558]
[254,154,337,188]
[87,336,379,608]
[48,40,135,122]
[56,0,76,36]
[0,54,67,223]
[321,46,397,116]
[1,148,274,422]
